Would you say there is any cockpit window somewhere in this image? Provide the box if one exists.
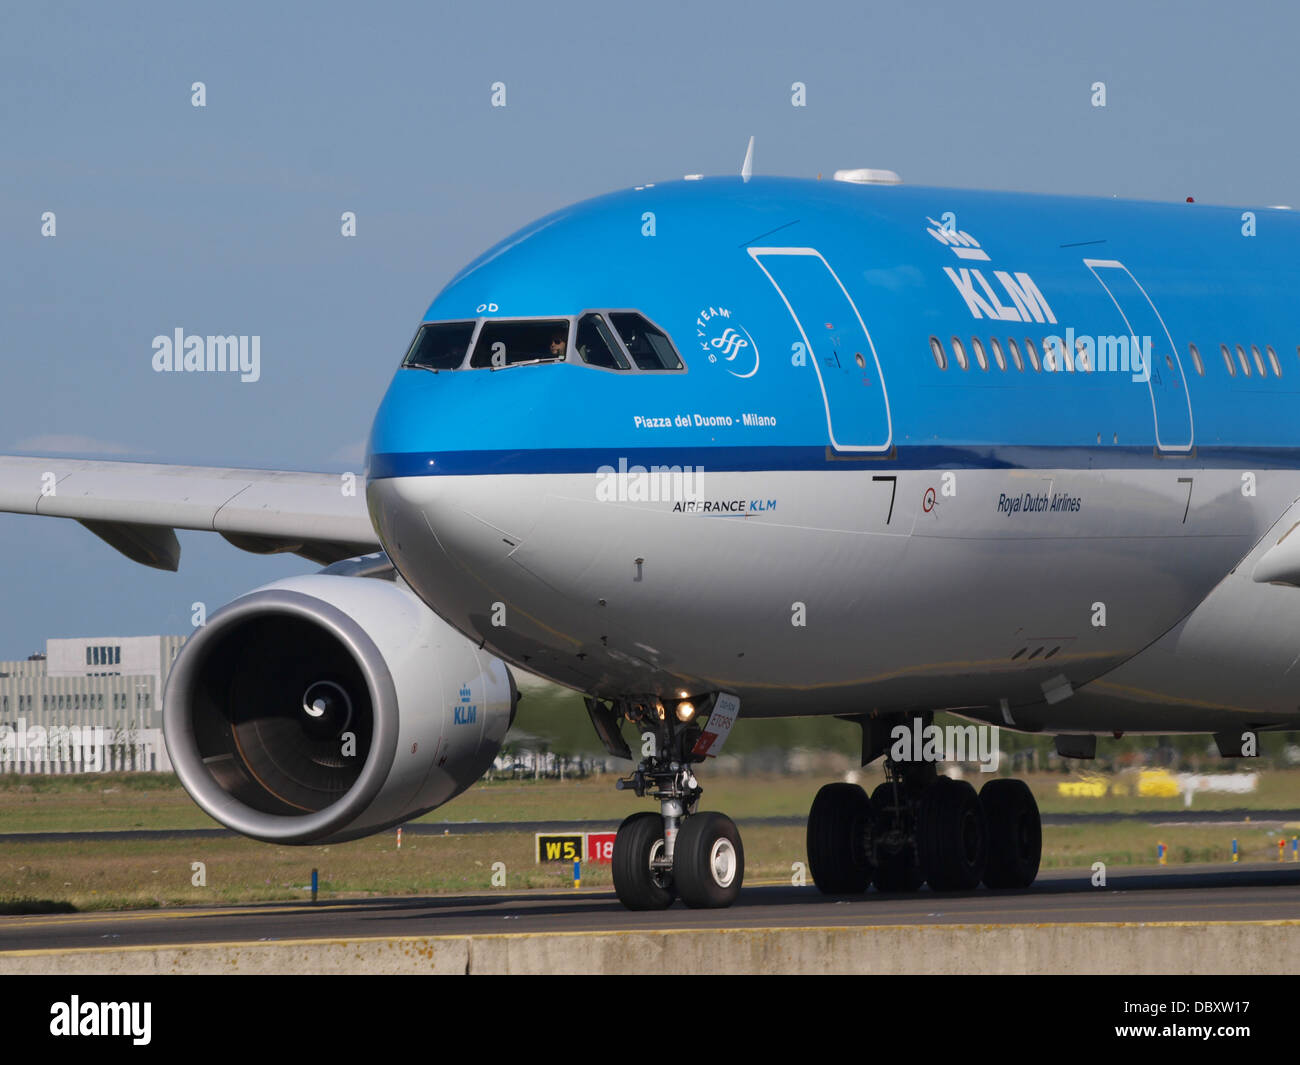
[401,311,685,373]
[402,321,476,370]
[575,313,630,370]
[470,319,570,368]
[609,313,684,370]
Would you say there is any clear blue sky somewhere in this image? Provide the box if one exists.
[2,0,1298,658]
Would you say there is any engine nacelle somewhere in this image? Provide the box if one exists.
[163,573,516,844]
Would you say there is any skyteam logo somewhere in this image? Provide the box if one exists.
[696,306,759,378]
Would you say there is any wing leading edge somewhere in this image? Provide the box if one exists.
[0,455,378,570]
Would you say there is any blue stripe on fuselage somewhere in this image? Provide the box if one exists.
[368,445,1300,479]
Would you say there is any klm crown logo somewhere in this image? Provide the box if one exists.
[925,215,990,261]
[459,685,472,703]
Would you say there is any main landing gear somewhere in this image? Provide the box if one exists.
[806,713,1041,895]
[591,695,745,911]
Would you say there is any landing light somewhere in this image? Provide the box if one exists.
[676,700,696,722]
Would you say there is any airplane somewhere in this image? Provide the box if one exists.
[5,163,1300,911]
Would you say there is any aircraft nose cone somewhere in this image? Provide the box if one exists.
[369,472,531,553]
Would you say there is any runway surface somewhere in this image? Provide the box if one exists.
[2,862,1298,954]
[2,808,1296,843]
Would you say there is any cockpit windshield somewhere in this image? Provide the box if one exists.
[609,313,683,370]
[402,321,476,370]
[401,312,685,373]
[575,313,629,370]
[469,319,570,368]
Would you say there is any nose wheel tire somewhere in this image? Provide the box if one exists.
[917,776,988,891]
[806,782,873,894]
[612,812,676,910]
[980,778,1042,888]
[674,811,744,908]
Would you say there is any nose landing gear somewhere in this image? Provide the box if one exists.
[674,811,744,909]
[594,695,746,911]
[610,811,676,910]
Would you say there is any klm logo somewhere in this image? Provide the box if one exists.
[925,216,1058,325]
[455,683,476,724]
[943,267,1058,324]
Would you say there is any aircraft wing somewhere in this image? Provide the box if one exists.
[0,455,379,571]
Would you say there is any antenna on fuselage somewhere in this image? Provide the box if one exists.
[741,136,754,183]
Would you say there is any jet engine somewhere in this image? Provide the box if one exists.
[163,573,516,844]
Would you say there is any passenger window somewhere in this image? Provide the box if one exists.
[1075,337,1090,372]
[1042,337,1064,372]
[929,336,947,370]
[609,313,684,370]
[1251,344,1267,377]
[403,321,476,370]
[1268,345,1282,377]
[1024,338,1041,372]
[470,319,570,368]
[1221,344,1236,376]
[990,337,1007,371]
[1006,338,1024,372]
[950,337,969,370]
[1236,344,1251,377]
[971,337,988,370]
[1189,343,1204,376]
[576,314,629,370]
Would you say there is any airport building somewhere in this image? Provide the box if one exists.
[0,635,185,772]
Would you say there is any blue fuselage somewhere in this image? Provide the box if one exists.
[364,178,1300,731]
[371,177,1300,475]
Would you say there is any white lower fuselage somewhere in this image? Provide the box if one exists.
[368,465,1300,734]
